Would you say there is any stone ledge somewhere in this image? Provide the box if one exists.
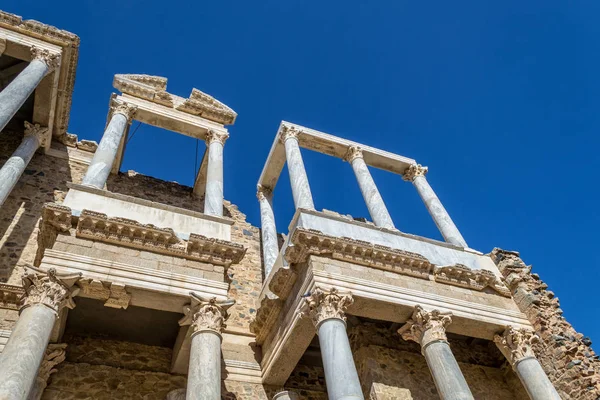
[0,284,24,311]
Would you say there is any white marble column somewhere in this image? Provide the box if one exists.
[27,343,67,400]
[494,326,561,400]
[301,287,364,400]
[403,164,468,248]
[0,267,81,400]
[281,126,315,210]
[273,391,300,400]
[179,293,235,400]
[0,122,47,207]
[257,185,279,277]
[204,130,228,217]
[81,101,137,189]
[345,146,395,229]
[0,47,60,133]
[399,306,474,400]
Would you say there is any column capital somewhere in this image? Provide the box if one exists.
[494,326,539,368]
[398,305,452,350]
[38,343,67,383]
[402,163,428,182]
[20,265,82,314]
[256,184,272,201]
[205,129,229,146]
[300,287,354,329]
[344,145,364,163]
[30,46,61,71]
[110,100,138,122]
[179,292,235,337]
[279,125,302,143]
[24,121,49,147]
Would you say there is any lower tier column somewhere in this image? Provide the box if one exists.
[302,287,364,400]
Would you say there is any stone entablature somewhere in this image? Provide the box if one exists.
[433,264,511,297]
[0,283,24,310]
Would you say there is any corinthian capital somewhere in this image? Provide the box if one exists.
[344,146,363,163]
[494,326,539,368]
[300,287,354,328]
[179,292,235,337]
[111,100,137,122]
[398,305,452,350]
[20,265,82,314]
[402,164,428,182]
[256,184,272,201]
[38,343,67,383]
[24,121,49,147]
[205,129,229,146]
[30,46,61,71]
[279,125,302,143]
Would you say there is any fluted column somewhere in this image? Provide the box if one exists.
[301,287,364,400]
[345,146,395,229]
[403,164,467,248]
[273,391,300,400]
[179,293,235,400]
[494,326,561,400]
[281,126,315,210]
[257,185,279,277]
[0,267,81,400]
[0,122,47,206]
[81,101,137,189]
[204,130,228,217]
[398,306,474,400]
[27,343,67,400]
[0,47,60,133]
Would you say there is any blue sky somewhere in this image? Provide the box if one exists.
[7,1,599,344]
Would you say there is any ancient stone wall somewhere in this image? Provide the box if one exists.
[492,249,600,400]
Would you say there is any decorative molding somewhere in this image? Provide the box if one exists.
[179,292,235,336]
[249,293,283,345]
[36,203,72,266]
[300,287,354,328]
[398,305,452,350]
[279,125,302,143]
[205,129,229,146]
[285,228,433,280]
[113,74,237,125]
[76,209,245,267]
[110,99,137,121]
[38,343,67,383]
[76,139,98,152]
[78,279,131,309]
[0,284,25,311]
[402,163,428,182]
[24,121,49,147]
[494,326,539,368]
[256,184,272,201]
[433,264,511,297]
[20,265,81,314]
[344,145,364,163]
[30,45,60,71]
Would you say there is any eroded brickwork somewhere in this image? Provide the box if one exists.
[492,248,600,400]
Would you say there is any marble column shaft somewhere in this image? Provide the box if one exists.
[82,104,134,189]
[346,147,395,229]
[204,131,227,217]
[187,331,222,400]
[0,123,44,206]
[281,128,315,210]
[257,186,279,277]
[0,47,58,133]
[404,165,467,247]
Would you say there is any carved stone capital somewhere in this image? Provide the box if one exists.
[111,100,137,121]
[280,125,302,143]
[344,146,364,163]
[179,292,235,337]
[300,287,354,329]
[256,184,272,201]
[30,46,61,71]
[494,326,539,368]
[24,121,49,147]
[20,265,82,314]
[398,305,452,350]
[205,129,229,146]
[38,343,67,383]
[402,164,428,182]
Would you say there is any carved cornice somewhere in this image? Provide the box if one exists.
[0,284,25,311]
[433,264,511,297]
[78,279,131,309]
[279,125,302,143]
[30,46,60,71]
[24,121,49,147]
[256,184,272,201]
[41,203,72,232]
[344,146,364,163]
[179,292,235,336]
[20,265,82,314]
[402,163,428,182]
[113,75,237,125]
[38,343,67,383]
[494,326,539,368]
[249,293,283,345]
[110,100,138,122]
[285,228,433,280]
[300,287,354,328]
[76,210,246,267]
[205,129,229,146]
[398,305,452,350]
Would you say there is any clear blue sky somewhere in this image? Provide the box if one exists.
[7,1,599,345]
